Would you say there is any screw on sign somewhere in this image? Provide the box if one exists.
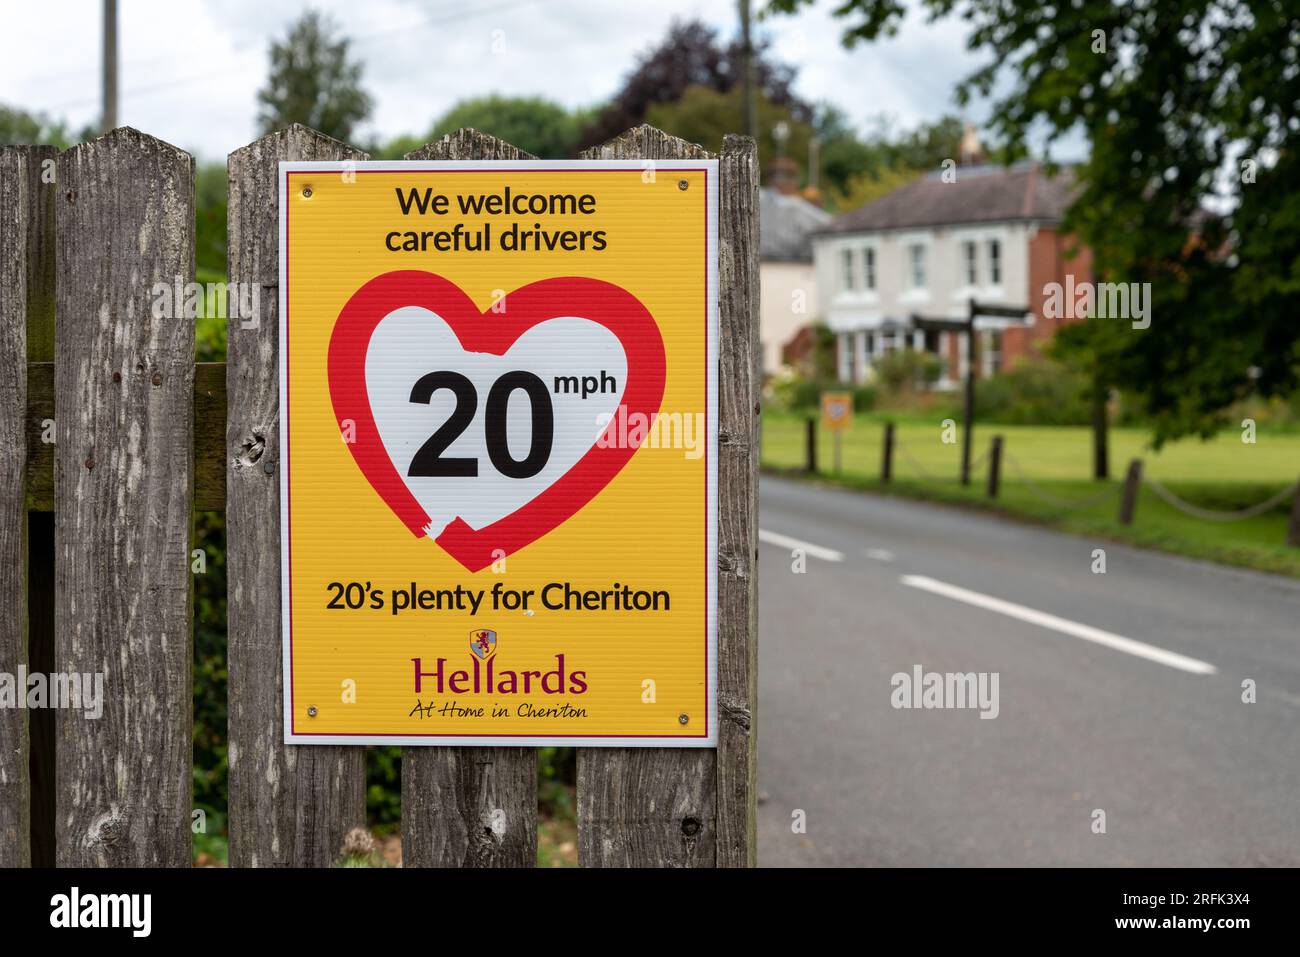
[821,391,852,474]
[278,158,720,747]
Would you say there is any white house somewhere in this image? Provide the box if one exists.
[811,159,1088,388]
[758,181,831,376]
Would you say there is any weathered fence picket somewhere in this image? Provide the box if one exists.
[574,126,758,867]
[397,130,539,868]
[0,146,31,867]
[227,125,370,867]
[0,123,758,869]
[54,129,195,866]
[704,131,760,867]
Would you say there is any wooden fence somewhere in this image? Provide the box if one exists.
[0,123,758,868]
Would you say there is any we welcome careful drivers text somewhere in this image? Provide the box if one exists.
[384,186,608,252]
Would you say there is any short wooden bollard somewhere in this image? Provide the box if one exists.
[986,435,1003,499]
[881,421,895,483]
[1119,458,1143,525]
[806,416,817,473]
[1287,477,1300,547]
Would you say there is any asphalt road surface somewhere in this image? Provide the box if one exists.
[757,474,1300,867]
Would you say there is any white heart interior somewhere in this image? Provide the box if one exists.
[365,306,629,538]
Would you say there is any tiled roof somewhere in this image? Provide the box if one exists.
[819,162,1077,235]
[760,187,832,262]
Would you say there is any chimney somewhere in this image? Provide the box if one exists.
[768,155,800,195]
[959,123,984,165]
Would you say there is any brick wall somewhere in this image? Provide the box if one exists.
[1001,227,1094,366]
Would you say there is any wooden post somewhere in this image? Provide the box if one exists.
[1287,478,1300,547]
[806,416,817,473]
[881,421,894,483]
[576,125,758,867]
[54,129,195,866]
[986,435,1003,499]
[1119,458,1143,526]
[1091,377,1109,480]
[739,0,757,139]
[227,125,368,867]
[395,130,540,868]
[0,147,31,867]
[832,431,842,474]
[101,2,118,132]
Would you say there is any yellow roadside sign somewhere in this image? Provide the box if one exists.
[279,160,718,746]
[821,392,853,432]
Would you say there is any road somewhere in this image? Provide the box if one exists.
[757,474,1300,867]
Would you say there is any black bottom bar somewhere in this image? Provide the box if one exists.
[0,867,1281,941]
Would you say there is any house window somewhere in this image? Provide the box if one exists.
[962,240,978,285]
[987,238,1002,285]
[908,244,927,289]
[841,248,856,291]
[863,247,876,290]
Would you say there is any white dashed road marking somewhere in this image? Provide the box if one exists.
[901,574,1218,675]
[759,529,844,562]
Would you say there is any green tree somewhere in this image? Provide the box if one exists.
[812,108,972,209]
[194,163,227,280]
[374,132,427,160]
[813,104,883,200]
[0,103,91,147]
[875,113,965,171]
[647,85,812,172]
[770,0,1300,444]
[256,10,373,141]
[833,163,918,212]
[579,19,812,149]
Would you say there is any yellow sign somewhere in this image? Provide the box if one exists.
[279,160,718,746]
[821,392,853,432]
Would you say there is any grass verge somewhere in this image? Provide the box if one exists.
[763,412,1300,578]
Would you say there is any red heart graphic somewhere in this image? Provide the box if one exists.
[327,270,665,572]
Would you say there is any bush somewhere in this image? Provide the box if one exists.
[766,371,822,411]
[192,511,227,842]
[851,383,877,412]
[368,747,402,833]
[1221,391,1300,433]
[872,349,943,396]
[538,747,577,816]
[974,358,1091,425]
[765,371,874,415]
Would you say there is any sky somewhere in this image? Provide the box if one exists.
[0,0,1077,164]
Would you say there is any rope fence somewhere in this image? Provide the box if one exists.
[1002,451,1120,510]
[894,441,951,481]
[1143,475,1300,523]
[892,439,987,481]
